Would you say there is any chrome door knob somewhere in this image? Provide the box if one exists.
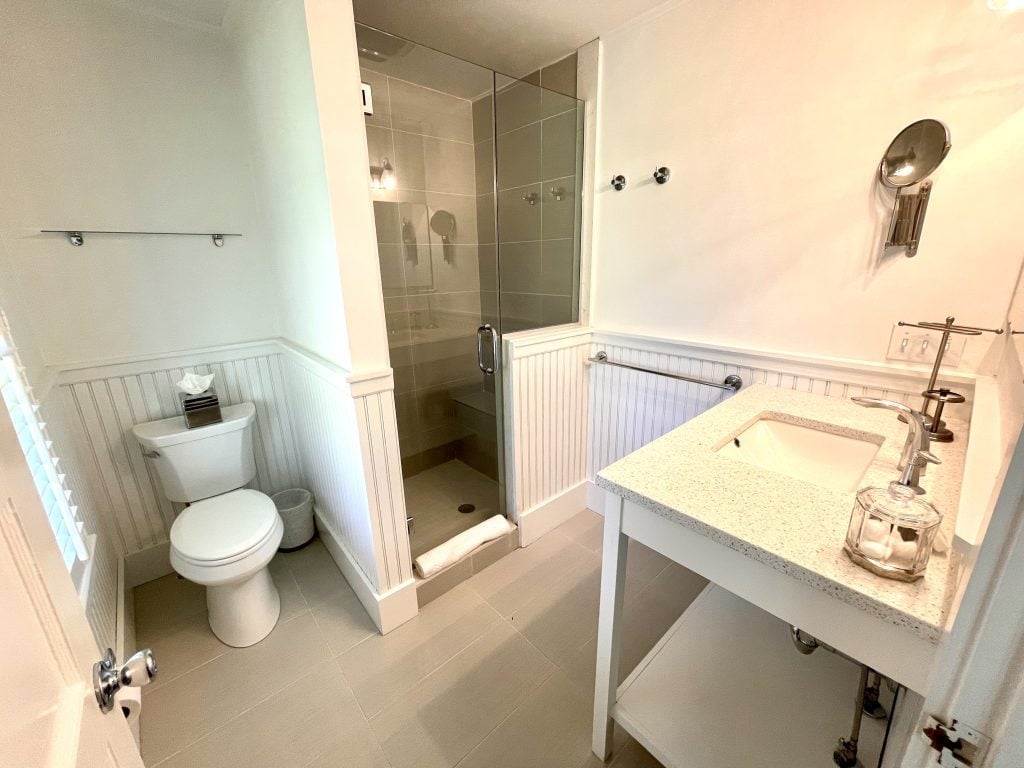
[94,648,157,713]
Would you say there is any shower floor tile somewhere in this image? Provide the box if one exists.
[405,459,499,558]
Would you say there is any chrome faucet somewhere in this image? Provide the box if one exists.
[852,397,941,494]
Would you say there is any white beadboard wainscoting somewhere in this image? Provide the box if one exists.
[504,326,973,543]
[47,339,417,636]
[51,341,303,577]
[504,326,594,544]
[280,345,416,632]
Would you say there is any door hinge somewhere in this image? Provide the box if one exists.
[922,715,991,767]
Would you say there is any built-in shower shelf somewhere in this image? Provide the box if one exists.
[611,585,888,768]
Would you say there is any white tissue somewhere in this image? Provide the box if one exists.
[176,372,214,395]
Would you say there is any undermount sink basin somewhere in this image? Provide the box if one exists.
[717,417,881,492]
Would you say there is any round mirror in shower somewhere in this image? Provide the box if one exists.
[879,119,951,188]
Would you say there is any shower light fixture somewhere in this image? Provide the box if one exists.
[988,0,1024,9]
[369,157,396,190]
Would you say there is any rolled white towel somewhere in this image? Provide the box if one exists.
[414,514,515,578]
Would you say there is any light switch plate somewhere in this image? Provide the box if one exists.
[922,715,992,767]
[886,323,966,367]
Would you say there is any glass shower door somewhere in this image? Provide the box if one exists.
[357,25,504,560]
[358,24,585,566]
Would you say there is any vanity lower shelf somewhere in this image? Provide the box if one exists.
[612,584,892,768]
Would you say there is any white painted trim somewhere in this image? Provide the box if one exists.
[314,508,417,634]
[347,367,394,393]
[517,479,591,546]
[52,340,285,384]
[276,338,350,385]
[592,328,976,401]
[505,325,593,358]
[115,557,128,659]
[585,480,604,513]
[123,542,172,589]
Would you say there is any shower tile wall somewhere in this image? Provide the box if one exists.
[477,53,582,333]
[362,67,494,478]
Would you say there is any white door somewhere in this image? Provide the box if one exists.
[0,397,145,768]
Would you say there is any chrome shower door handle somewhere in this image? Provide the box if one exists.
[476,324,496,375]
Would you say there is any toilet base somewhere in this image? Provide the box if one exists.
[206,567,281,647]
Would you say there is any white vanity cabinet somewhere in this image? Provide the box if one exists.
[590,386,967,768]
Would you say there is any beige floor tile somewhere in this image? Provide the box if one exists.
[578,734,665,768]
[138,608,228,692]
[269,557,311,622]
[370,621,556,768]
[141,612,332,764]
[134,573,206,637]
[561,564,708,699]
[622,541,673,602]
[468,531,595,618]
[618,563,708,673]
[280,539,354,608]
[416,557,474,606]
[510,558,601,667]
[311,587,378,656]
[156,663,388,768]
[456,670,593,768]
[555,509,605,553]
[338,584,501,718]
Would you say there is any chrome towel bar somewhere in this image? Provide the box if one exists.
[588,351,743,392]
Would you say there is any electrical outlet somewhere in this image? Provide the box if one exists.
[922,715,992,767]
[886,324,966,366]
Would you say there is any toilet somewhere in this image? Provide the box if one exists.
[132,402,284,647]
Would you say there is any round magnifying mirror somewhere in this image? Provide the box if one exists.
[879,119,951,188]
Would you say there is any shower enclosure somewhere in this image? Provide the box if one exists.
[357,24,584,561]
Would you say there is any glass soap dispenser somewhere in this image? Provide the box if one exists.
[844,481,942,582]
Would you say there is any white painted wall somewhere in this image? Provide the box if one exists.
[0,0,280,370]
[303,0,392,374]
[224,0,353,368]
[591,0,1024,374]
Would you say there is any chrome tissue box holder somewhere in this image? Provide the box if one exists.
[178,386,223,429]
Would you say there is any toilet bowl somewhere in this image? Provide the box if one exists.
[170,489,284,647]
[133,402,286,648]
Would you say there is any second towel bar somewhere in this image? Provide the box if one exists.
[588,351,743,392]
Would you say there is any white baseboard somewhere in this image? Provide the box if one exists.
[585,480,604,514]
[314,509,418,634]
[115,556,142,747]
[517,479,591,546]
[124,541,173,589]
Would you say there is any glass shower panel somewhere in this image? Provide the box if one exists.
[356,24,503,560]
[494,73,584,333]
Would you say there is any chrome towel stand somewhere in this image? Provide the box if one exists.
[588,351,742,392]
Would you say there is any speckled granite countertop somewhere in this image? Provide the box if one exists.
[596,384,966,643]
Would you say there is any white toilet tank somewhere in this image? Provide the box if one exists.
[132,402,258,503]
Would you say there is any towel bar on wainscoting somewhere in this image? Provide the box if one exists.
[587,350,743,392]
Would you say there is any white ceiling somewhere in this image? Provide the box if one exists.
[352,0,669,77]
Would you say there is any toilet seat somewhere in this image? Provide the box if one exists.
[171,489,280,566]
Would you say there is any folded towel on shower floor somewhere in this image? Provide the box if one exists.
[414,514,515,578]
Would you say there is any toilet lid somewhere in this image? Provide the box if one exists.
[171,489,280,563]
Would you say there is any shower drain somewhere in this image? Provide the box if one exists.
[458,503,476,514]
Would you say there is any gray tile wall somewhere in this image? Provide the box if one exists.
[363,67,491,473]
[476,53,583,333]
